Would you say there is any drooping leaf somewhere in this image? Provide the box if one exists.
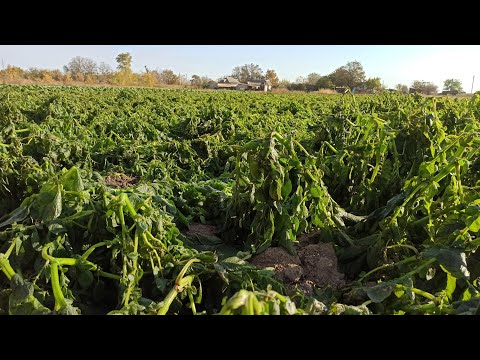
[60,167,84,192]
[365,282,396,303]
[425,248,470,280]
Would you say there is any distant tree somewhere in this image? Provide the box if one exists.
[177,74,190,86]
[288,83,307,91]
[99,62,113,75]
[315,76,334,89]
[364,77,382,91]
[113,53,134,85]
[232,63,263,83]
[191,74,212,88]
[412,80,438,95]
[116,53,132,72]
[201,76,213,88]
[64,56,98,81]
[191,74,202,87]
[329,61,366,88]
[443,79,463,93]
[306,73,322,85]
[265,69,280,87]
[98,62,113,83]
[295,76,307,84]
[158,69,179,85]
[278,79,291,88]
[395,84,409,94]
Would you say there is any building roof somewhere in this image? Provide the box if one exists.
[222,77,240,84]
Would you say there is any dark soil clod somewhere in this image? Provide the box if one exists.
[250,239,345,296]
[105,173,138,188]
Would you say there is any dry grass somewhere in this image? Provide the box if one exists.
[316,88,337,95]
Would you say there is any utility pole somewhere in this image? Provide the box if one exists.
[471,75,475,94]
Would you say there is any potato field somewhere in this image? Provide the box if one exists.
[1,85,480,315]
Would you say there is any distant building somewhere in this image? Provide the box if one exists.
[441,89,459,95]
[212,77,272,92]
[247,79,272,92]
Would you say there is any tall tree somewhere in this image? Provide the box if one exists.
[116,53,132,72]
[265,69,279,87]
[443,79,463,93]
[306,73,321,85]
[158,69,179,85]
[191,75,212,88]
[98,62,113,83]
[395,84,409,94]
[329,61,366,88]
[315,76,334,89]
[412,80,438,95]
[64,56,98,81]
[364,77,382,91]
[114,53,134,85]
[278,79,291,88]
[231,63,263,83]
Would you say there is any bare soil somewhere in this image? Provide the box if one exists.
[185,223,219,237]
[105,173,138,188]
[250,238,345,296]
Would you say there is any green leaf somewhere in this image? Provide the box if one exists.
[0,205,29,228]
[30,184,63,222]
[127,252,139,260]
[269,178,282,201]
[60,167,84,192]
[310,186,322,198]
[248,154,262,181]
[467,215,480,233]
[445,271,456,301]
[77,268,94,289]
[439,264,457,301]
[461,289,471,301]
[419,161,435,178]
[281,178,292,198]
[365,282,395,303]
[8,275,50,315]
[425,248,470,280]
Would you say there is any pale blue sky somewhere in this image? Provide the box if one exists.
[1,45,479,91]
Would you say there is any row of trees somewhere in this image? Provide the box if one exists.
[280,61,383,92]
[0,53,196,88]
[393,79,464,95]
[0,53,466,95]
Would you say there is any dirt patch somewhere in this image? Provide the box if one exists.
[249,239,345,296]
[297,230,322,247]
[105,173,138,188]
[298,244,345,288]
[185,223,219,237]
[251,248,303,283]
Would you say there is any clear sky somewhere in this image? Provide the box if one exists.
[1,45,479,92]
